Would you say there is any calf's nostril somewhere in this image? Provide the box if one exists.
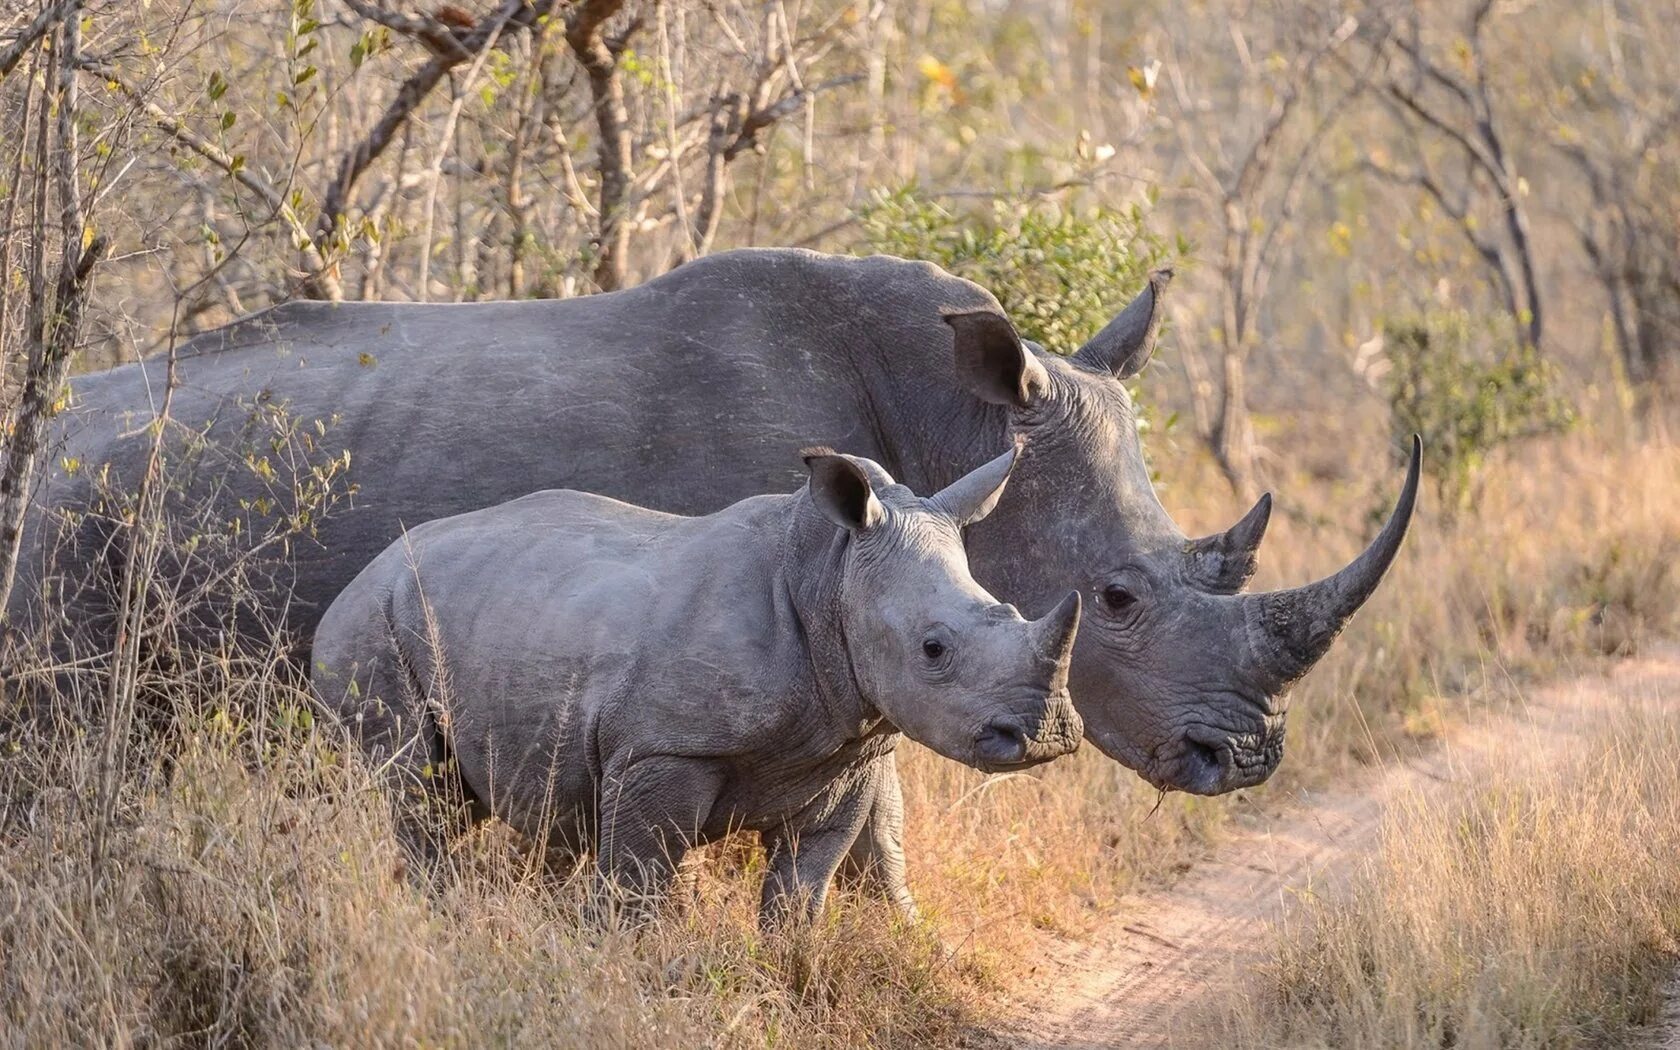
[974,721,1029,766]
[1186,737,1224,771]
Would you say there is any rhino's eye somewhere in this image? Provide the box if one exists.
[1101,584,1138,613]
[921,639,947,661]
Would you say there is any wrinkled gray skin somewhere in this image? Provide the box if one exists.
[14,248,1417,914]
[312,446,1082,922]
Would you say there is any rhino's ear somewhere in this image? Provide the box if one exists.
[1073,269,1171,379]
[944,310,1049,409]
[929,441,1020,527]
[802,448,884,533]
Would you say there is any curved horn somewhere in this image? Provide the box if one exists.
[928,441,1021,527]
[1189,492,1272,593]
[1246,436,1422,688]
[1073,269,1172,379]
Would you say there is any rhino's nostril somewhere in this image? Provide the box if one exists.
[974,721,1029,767]
[1185,736,1224,773]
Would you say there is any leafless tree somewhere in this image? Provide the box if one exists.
[1162,11,1366,494]
[0,1,108,616]
[1359,0,1544,354]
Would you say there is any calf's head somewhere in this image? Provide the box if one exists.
[943,273,1420,794]
[801,445,1083,772]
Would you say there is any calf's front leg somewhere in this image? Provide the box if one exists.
[759,776,873,927]
[836,750,920,921]
[597,754,724,921]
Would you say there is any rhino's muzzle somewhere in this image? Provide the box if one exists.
[971,710,1080,771]
[971,706,1080,771]
[1159,722,1286,795]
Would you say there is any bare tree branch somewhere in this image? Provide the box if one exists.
[308,0,559,299]
[77,60,330,288]
[0,0,78,80]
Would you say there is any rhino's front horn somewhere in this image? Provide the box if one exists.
[1189,492,1273,593]
[1072,269,1172,379]
[1245,436,1421,689]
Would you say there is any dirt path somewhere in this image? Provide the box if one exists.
[995,648,1680,1050]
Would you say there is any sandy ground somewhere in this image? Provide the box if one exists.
[990,648,1680,1050]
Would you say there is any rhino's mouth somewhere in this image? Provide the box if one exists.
[1146,724,1285,796]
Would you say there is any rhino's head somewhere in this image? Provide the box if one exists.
[944,273,1419,795]
[801,445,1084,773]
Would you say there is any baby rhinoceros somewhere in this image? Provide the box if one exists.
[311,444,1083,922]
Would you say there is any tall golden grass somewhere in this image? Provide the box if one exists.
[2,414,1677,1045]
[1221,700,1680,1048]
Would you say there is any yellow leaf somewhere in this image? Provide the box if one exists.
[1127,60,1160,97]
[916,53,956,91]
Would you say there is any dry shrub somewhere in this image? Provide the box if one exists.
[1221,702,1680,1048]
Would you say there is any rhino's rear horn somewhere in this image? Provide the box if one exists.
[1189,492,1272,593]
[1246,436,1421,688]
[928,441,1021,527]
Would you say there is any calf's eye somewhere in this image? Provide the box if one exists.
[922,639,946,660]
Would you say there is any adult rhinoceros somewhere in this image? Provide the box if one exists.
[12,248,1416,910]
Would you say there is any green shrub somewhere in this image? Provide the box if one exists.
[1384,310,1573,513]
[855,187,1178,354]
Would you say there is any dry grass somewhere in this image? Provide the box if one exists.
[2,415,1678,1046]
[1219,701,1680,1049]
[0,699,973,1048]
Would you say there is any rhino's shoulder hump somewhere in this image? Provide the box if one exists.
[643,248,1000,317]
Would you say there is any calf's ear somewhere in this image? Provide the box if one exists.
[944,311,1048,408]
[929,441,1020,527]
[802,448,884,532]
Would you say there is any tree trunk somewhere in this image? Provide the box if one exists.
[1212,350,1255,497]
[566,1,633,292]
[0,7,105,619]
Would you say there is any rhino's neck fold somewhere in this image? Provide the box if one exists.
[780,493,884,743]
[841,328,1018,497]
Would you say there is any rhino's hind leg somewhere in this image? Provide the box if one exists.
[385,710,491,882]
[315,630,486,885]
[835,751,920,921]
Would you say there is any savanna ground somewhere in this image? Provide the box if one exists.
[5,0,1680,1047]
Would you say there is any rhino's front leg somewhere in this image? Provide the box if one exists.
[597,754,723,920]
[836,750,920,921]
[760,776,874,928]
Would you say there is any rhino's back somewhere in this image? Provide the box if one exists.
[19,249,996,641]
[352,488,808,769]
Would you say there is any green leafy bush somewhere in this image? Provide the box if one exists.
[855,187,1178,354]
[1384,310,1574,513]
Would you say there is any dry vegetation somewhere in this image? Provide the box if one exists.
[3,412,1675,1047]
[1221,683,1680,1048]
